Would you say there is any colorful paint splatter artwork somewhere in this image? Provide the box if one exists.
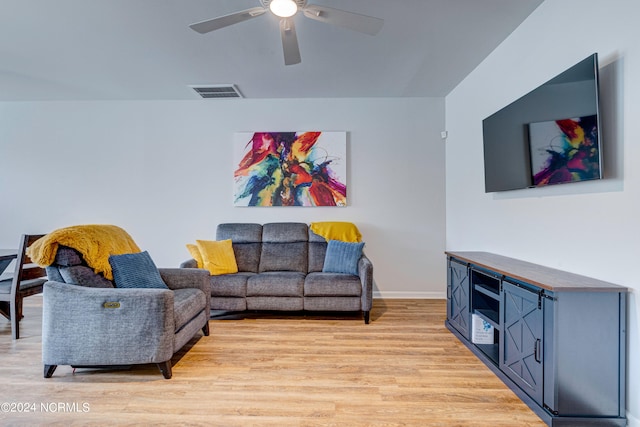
[233,131,347,206]
[528,115,601,186]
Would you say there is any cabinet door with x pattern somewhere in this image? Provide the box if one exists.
[501,280,543,406]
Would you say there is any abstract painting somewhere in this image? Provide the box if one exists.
[528,115,600,187]
[233,131,347,206]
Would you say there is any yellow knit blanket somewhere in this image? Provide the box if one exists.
[310,221,362,243]
[27,224,141,280]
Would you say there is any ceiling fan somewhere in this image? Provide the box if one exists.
[189,0,384,66]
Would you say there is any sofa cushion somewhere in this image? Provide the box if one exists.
[322,240,364,275]
[262,222,308,243]
[247,296,303,311]
[304,272,362,296]
[247,272,305,297]
[210,272,254,297]
[45,266,64,283]
[260,242,308,273]
[53,246,84,266]
[217,223,263,243]
[58,265,114,288]
[173,288,207,332]
[109,251,168,289]
[196,239,238,275]
[308,230,328,273]
[217,223,262,273]
[304,296,361,312]
[231,243,262,273]
[50,246,115,288]
[211,297,247,311]
[259,222,309,273]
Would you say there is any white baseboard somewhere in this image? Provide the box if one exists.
[373,291,446,299]
[628,412,639,427]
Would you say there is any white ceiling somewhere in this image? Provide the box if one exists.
[0,0,543,101]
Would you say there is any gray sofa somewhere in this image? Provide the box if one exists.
[180,222,374,324]
[42,246,210,379]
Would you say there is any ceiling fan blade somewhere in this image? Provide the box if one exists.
[189,7,266,34]
[302,5,383,35]
[279,18,301,66]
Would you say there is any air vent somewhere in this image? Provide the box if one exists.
[190,85,243,99]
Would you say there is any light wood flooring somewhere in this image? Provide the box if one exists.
[0,297,545,426]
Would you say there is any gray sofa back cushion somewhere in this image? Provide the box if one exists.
[308,230,328,273]
[52,245,84,266]
[217,223,263,242]
[259,223,308,273]
[217,223,262,273]
[48,246,114,288]
[58,265,114,288]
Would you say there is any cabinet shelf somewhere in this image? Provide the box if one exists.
[474,283,500,301]
[475,343,499,364]
[474,309,499,329]
[471,269,500,332]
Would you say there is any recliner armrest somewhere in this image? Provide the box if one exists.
[159,268,210,314]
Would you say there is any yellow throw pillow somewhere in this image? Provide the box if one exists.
[310,221,362,243]
[196,239,238,276]
[185,243,204,269]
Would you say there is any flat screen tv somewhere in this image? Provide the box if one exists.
[482,53,602,192]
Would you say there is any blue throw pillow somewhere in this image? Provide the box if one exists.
[109,251,168,289]
[322,240,365,275]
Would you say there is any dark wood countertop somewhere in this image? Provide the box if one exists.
[446,251,628,293]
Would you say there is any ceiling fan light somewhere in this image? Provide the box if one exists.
[270,0,297,18]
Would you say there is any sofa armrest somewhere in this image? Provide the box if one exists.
[180,259,197,269]
[159,268,210,314]
[42,281,175,366]
[358,254,373,312]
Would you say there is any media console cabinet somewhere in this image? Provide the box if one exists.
[445,251,627,427]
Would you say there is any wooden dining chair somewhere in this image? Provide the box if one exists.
[0,234,47,339]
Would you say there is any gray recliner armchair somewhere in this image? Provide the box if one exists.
[42,246,210,379]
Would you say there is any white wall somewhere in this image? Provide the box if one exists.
[0,97,446,298]
[445,0,640,424]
